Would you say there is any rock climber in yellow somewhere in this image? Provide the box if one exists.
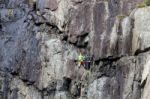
[78,53,85,67]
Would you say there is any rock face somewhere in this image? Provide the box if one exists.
[37,0,58,11]
[1,0,150,99]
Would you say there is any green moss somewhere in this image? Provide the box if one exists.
[117,15,126,20]
[137,3,146,8]
[145,0,150,6]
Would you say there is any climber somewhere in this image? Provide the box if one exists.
[78,52,85,68]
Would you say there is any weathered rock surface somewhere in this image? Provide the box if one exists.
[133,7,150,54]
[37,0,58,11]
[1,0,150,99]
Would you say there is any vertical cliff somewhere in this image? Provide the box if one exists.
[0,0,150,99]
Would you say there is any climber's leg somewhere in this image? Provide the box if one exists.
[87,61,90,70]
[78,61,81,68]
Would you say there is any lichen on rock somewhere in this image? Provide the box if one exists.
[0,0,150,99]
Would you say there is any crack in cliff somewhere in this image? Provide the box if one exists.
[140,78,146,88]
[94,56,123,65]
[135,47,150,56]
[0,0,147,98]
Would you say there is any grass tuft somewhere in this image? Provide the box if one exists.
[117,15,126,20]
[137,2,146,8]
[145,0,150,6]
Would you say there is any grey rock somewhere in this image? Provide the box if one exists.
[37,0,58,11]
[132,7,150,54]
[0,0,150,99]
[142,74,150,99]
[0,8,25,22]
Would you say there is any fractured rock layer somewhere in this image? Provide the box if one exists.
[0,0,150,99]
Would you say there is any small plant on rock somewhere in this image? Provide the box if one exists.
[117,14,126,20]
[145,0,150,6]
[137,2,146,8]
